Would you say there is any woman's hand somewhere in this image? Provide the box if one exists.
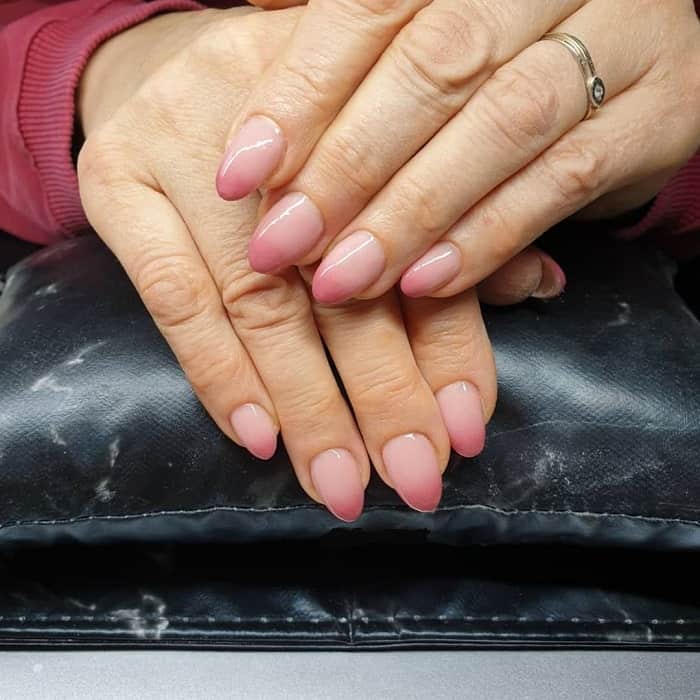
[76,5,500,520]
[219,0,700,302]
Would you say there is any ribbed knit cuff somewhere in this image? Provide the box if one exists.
[613,152,700,258]
[18,0,204,239]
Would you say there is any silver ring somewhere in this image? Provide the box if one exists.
[542,32,605,120]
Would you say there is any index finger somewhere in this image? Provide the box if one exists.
[215,0,427,200]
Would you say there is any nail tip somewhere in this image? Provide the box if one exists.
[406,491,442,513]
[215,178,246,202]
[331,503,364,523]
[454,445,484,459]
[247,250,276,275]
[399,282,423,299]
[311,282,343,305]
[251,444,277,461]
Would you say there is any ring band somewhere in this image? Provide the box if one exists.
[542,32,605,120]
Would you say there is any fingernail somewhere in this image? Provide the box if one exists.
[230,403,278,460]
[400,242,461,297]
[216,115,286,201]
[248,193,324,273]
[436,381,486,458]
[312,231,385,304]
[382,433,442,512]
[310,448,364,522]
[531,252,567,299]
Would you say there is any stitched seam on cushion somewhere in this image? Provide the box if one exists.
[2,503,700,532]
[0,615,697,625]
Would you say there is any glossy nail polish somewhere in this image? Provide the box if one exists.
[400,242,461,297]
[382,433,442,512]
[310,448,364,522]
[216,116,286,201]
[248,193,324,273]
[312,231,385,304]
[230,403,278,460]
[435,381,486,458]
[531,252,567,299]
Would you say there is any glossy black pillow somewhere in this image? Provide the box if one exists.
[1,232,699,549]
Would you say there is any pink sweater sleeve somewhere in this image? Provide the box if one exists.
[0,0,203,245]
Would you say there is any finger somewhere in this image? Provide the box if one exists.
[248,0,584,273]
[313,292,451,512]
[401,290,496,459]
[216,0,428,201]
[312,0,652,303]
[166,182,370,523]
[405,76,700,298]
[477,247,566,306]
[78,173,280,460]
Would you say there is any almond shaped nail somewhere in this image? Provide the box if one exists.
[400,242,461,297]
[435,381,486,458]
[248,192,324,273]
[312,231,385,304]
[230,403,278,460]
[382,433,442,512]
[310,448,364,522]
[216,115,286,201]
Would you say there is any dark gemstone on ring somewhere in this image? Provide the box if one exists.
[591,77,606,106]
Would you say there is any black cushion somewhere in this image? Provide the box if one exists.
[2,541,700,649]
[1,231,699,549]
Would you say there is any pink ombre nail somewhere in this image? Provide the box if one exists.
[436,381,486,458]
[400,242,461,297]
[230,403,278,460]
[531,252,567,299]
[310,448,364,522]
[382,433,442,513]
[216,116,286,201]
[248,193,324,273]
[312,231,385,304]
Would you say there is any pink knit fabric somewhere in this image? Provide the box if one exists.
[0,0,202,244]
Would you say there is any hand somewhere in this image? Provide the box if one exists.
[218,0,700,302]
[76,6,498,520]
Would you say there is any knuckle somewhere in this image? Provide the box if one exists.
[273,57,337,116]
[391,7,495,101]
[477,63,561,149]
[134,251,210,331]
[193,17,265,81]
[279,388,343,433]
[315,131,380,201]
[77,131,131,193]
[185,348,244,399]
[412,322,472,361]
[393,173,447,239]
[133,78,196,146]
[542,136,608,202]
[222,270,310,336]
[351,363,424,416]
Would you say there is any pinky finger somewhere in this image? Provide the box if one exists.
[477,247,566,306]
[402,290,497,459]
